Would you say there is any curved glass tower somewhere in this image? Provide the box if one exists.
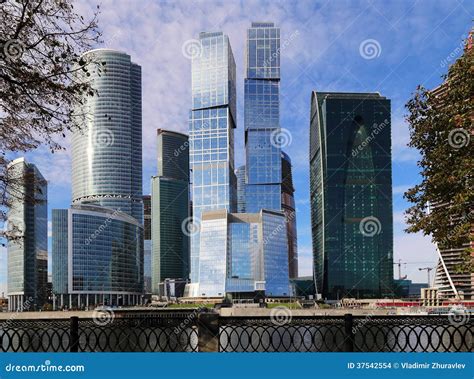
[52,205,143,308]
[72,49,143,222]
[52,49,144,308]
[310,91,393,299]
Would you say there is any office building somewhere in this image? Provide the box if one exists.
[143,195,152,295]
[71,49,143,222]
[189,32,237,282]
[52,49,144,307]
[198,209,290,297]
[281,151,298,278]
[52,205,143,308]
[6,158,47,311]
[151,129,190,294]
[244,22,282,213]
[310,91,393,299]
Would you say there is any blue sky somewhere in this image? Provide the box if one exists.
[1,0,473,294]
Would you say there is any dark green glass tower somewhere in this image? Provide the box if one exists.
[151,129,190,294]
[310,91,393,300]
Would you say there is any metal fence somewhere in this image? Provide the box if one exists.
[0,312,472,352]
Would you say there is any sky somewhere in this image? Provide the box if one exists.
[1,0,473,295]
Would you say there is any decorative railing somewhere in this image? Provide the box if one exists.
[0,312,471,352]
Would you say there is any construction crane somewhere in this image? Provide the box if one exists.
[418,267,434,286]
[393,259,407,280]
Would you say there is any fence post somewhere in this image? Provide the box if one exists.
[344,313,354,352]
[69,316,79,352]
[197,312,219,352]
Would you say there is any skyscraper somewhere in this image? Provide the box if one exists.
[281,151,298,279]
[6,158,47,311]
[310,91,393,299]
[52,49,144,308]
[244,22,282,213]
[143,195,152,295]
[72,49,143,222]
[151,129,190,294]
[189,32,237,283]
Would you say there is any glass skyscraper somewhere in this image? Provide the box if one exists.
[6,158,47,311]
[310,91,393,299]
[151,129,190,294]
[72,49,143,222]
[281,152,298,279]
[143,195,152,295]
[52,49,144,307]
[244,22,282,213]
[189,32,237,283]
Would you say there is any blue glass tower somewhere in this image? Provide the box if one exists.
[189,32,237,283]
[52,49,144,308]
[6,158,48,311]
[244,22,282,213]
[72,49,143,223]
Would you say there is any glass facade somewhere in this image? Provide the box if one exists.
[235,165,246,213]
[281,152,298,279]
[189,32,237,282]
[52,209,68,295]
[143,195,152,294]
[72,49,143,223]
[7,158,48,311]
[52,205,144,307]
[52,49,144,308]
[310,91,393,299]
[151,129,189,294]
[198,212,228,297]
[245,22,282,213]
[198,210,290,297]
[262,211,291,296]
